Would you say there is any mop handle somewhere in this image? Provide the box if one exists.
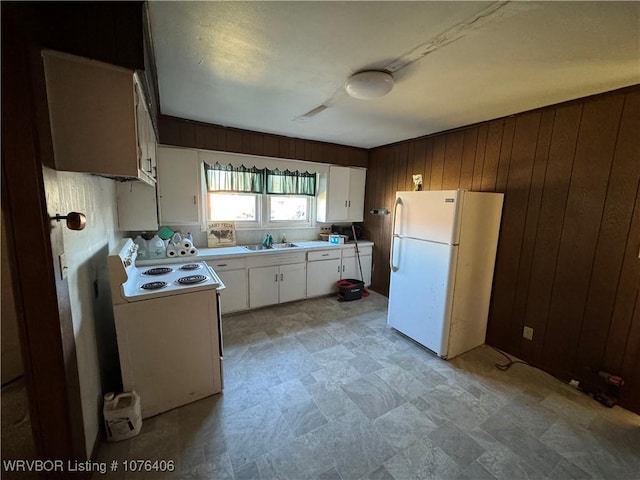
[352,224,365,283]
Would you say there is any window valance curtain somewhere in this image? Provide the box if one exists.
[204,163,316,196]
[204,163,264,193]
[266,169,316,196]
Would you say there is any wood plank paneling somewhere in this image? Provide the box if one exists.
[574,92,640,376]
[487,112,541,349]
[480,121,503,191]
[459,128,478,190]
[542,95,624,379]
[158,115,368,168]
[429,136,446,190]
[515,110,555,360]
[442,131,464,189]
[364,86,640,413]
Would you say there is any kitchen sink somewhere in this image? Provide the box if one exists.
[271,243,298,249]
[242,244,273,251]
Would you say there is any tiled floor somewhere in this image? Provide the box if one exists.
[98,292,640,479]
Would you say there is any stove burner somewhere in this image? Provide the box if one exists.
[143,267,173,276]
[179,263,202,271]
[177,275,207,285]
[141,281,168,290]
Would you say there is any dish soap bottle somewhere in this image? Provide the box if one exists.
[262,232,273,247]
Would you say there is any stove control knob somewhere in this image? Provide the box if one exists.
[124,257,132,267]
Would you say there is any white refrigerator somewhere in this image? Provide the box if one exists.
[387,190,504,359]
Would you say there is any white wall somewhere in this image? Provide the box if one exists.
[56,172,123,457]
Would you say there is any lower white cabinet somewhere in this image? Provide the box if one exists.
[207,258,248,314]
[217,269,248,313]
[341,247,372,287]
[307,250,341,296]
[249,263,306,309]
[307,246,372,298]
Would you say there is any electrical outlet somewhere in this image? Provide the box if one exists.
[319,226,331,233]
[523,326,534,341]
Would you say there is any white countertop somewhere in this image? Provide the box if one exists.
[136,240,374,266]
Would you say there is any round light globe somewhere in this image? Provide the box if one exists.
[345,71,394,100]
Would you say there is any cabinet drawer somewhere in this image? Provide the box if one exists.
[307,249,341,262]
[247,252,306,268]
[207,258,247,271]
[342,246,372,258]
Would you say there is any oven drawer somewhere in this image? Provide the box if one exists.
[206,258,247,271]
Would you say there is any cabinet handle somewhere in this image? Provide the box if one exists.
[274,274,278,282]
[345,200,348,207]
[193,195,197,205]
[322,253,329,257]
[217,264,228,267]
[348,200,351,207]
[280,273,284,281]
[342,265,345,272]
[337,265,340,273]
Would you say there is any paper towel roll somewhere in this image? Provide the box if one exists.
[189,247,198,256]
[166,245,178,257]
[182,239,193,250]
[178,248,188,256]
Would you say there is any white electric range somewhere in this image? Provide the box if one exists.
[107,239,225,418]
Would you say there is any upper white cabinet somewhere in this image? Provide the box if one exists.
[42,50,156,185]
[157,146,201,225]
[115,181,158,232]
[316,166,366,223]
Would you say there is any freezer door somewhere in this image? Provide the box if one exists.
[387,237,457,357]
[394,190,462,244]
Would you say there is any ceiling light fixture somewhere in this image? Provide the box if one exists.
[344,70,394,100]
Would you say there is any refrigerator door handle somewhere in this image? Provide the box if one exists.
[390,197,402,272]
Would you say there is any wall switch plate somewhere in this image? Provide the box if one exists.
[523,326,534,341]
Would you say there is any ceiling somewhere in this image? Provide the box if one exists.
[148,1,640,149]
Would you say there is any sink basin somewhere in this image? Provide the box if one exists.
[271,243,298,249]
[242,244,272,251]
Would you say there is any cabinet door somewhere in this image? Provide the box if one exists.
[134,81,149,180]
[307,259,341,297]
[279,263,307,303]
[347,168,366,222]
[341,253,371,286]
[249,266,279,309]
[115,181,158,231]
[341,255,359,281]
[217,269,248,314]
[327,166,350,221]
[157,147,200,225]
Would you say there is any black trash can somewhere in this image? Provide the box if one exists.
[337,279,364,301]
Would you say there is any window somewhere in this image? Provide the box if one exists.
[203,162,317,227]
[268,195,310,222]
[208,193,259,222]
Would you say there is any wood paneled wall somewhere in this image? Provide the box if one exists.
[363,86,640,413]
[158,115,368,168]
